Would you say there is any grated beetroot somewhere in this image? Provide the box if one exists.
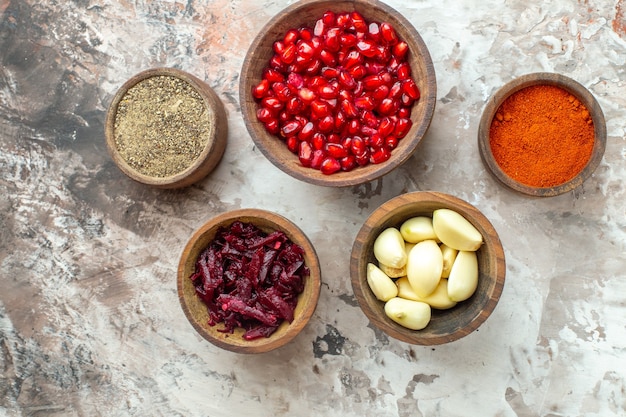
[190,221,310,340]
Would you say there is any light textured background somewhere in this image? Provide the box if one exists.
[1,0,625,416]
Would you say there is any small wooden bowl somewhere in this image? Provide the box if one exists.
[177,209,322,353]
[105,68,228,189]
[478,72,606,197]
[240,0,437,187]
[350,191,506,345]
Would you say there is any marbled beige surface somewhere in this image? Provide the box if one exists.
[1,0,625,416]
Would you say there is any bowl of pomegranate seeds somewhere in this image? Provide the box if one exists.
[177,209,322,353]
[240,0,437,187]
[350,191,506,345]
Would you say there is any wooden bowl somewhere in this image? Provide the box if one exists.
[240,0,437,187]
[478,72,606,197]
[350,191,506,345]
[105,68,228,189]
[177,209,321,353]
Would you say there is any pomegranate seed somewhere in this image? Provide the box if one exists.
[299,27,313,41]
[368,22,381,41]
[252,79,270,99]
[310,100,331,118]
[385,135,399,150]
[356,39,378,58]
[341,99,359,118]
[401,93,414,107]
[351,12,367,32]
[298,121,315,141]
[318,84,338,99]
[261,96,284,114]
[365,61,385,75]
[312,132,327,150]
[355,149,370,166]
[310,149,325,169]
[342,50,362,69]
[349,65,367,80]
[397,62,411,80]
[362,74,383,90]
[263,68,284,83]
[264,119,280,135]
[377,97,399,115]
[393,41,409,59]
[286,136,298,153]
[281,120,302,137]
[322,11,335,26]
[338,70,356,89]
[372,85,390,101]
[305,59,322,75]
[324,27,341,51]
[398,107,410,118]
[273,40,285,55]
[380,22,398,45]
[402,79,421,100]
[307,75,326,90]
[347,119,361,135]
[284,29,299,44]
[319,49,336,66]
[256,107,274,123]
[299,141,313,167]
[334,110,347,131]
[339,33,358,47]
[361,110,379,127]
[360,125,377,137]
[370,146,391,164]
[321,66,340,79]
[286,96,303,114]
[328,133,341,144]
[281,43,297,64]
[351,136,366,155]
[394,118,412,138]
[378,117,395,137]
[354,95,376,111]
[320,157,341,175]
[340,155,357,171]
[340,135,352,149]
[317,115,335,133]
[269,55,286,71]
[271,82,291,101]
[314,19,325,37]
[368,132,384,148]
[388,81,402,99]
[298,88,317,103]
[286,72,304,89]
[326,143,348,159]
[336,12,350,28]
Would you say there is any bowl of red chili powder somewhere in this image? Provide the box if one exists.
[478,72,606,197]
[240,0,437,187]
[177,209,321,353]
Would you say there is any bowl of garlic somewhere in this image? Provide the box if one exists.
[350,191,506,345]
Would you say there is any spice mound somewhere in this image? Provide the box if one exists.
[113,75,210,178]
[489,84,594,188]
[189,221,310,340]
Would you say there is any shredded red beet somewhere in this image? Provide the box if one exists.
[190,221,310,340]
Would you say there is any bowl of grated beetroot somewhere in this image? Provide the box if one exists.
[240,0,437,187]
[177,209,321,353]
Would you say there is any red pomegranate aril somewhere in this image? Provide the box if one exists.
[286,72,304,89]
[365,61,385,75]
[324,27,341,51]
[380,22,398,45]
[396,62,411,80]
[401,93,414,107]
[307,75,326,90]
[326,143,348,159]
[320,157,341,175]
[370,146,391,164]
[263,68,284,83]
[314,19,325,37]
[336,12,350,28]
[402,79,421,100]
[368,22,381,41]
[318,84,338,99]
[339,33,358,48]
[342,50,362,69]
[398,107,410,118]
[310,149,325,169]
[340,99,359,118]
[328,133,341,144]
[261,96,284,114]
[340,135,352,149]
[387,56,401,72]
[356,39,378,58]
[338,70,356,89]
[280,43,297,64]
[299,27,313,41]
[297,40,316,60]
[321,66,340,79]
[361,109,379,127]
[354,95,376,111]
[298,88,317,103]
[368,132,384,148]
[286,136,298,153]
[347,119,361,135]
[310,100,331,118]
[305,59,322,75]
[372,85,390,101]
[286,96,303,114]
[394,118,413,138]
[299,141,313,166]
[269,54,286,71]
[340,155,357,171]
[264,119,280,135]
[362,74,383,90]
[271,82,291,101]
[334,110,347,131]
[281,120,302,137]
[284,29,299,44]
[322,10,335,26]
[388,81,402,99]
[378,97,399,115]
[378,117,395,137]
[319,49,337,66]
[349,65,367,80]
[393,41,409,59]
[350,136,366,155]
[273,40,285,55]
[317,115,335,133]
[353,81,364,97]
[256,107,274,123]
[351,11,367,32]
[355,149,370,166]
[385,135,399,150]
[298,121,315,141]
[252,79,270,99]
[312,132,327,150]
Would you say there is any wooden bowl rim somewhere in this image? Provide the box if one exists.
[177,208,322,353]
[477,72,607,197]
[105,67,227,189]
[239,0,437,187]
[350,191,506,345]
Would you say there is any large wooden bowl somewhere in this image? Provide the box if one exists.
[178,209,321,353]
[477,72,606,197]
[240,0,437,187]
[105,68,228,189]
[350,192,506,345]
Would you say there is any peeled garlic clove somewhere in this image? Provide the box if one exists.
[406,239,443,298]
[440,244,459,278]
[432,209,483,251]
[367,263,398,301]
[396,277,457,310]
[373,227,407,269]
[384,297,431,330]
[378,262,406,278]
[400,216,438,243]
[447,250,479,302]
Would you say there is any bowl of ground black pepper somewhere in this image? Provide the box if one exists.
[477,72,606,197]
[105,68,228,189]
